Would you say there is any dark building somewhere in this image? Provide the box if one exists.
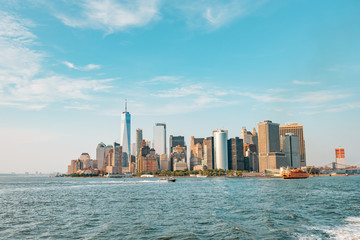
[204,136,214,169]
[244,157,250,171]
[169,135,186,154]
[228,137,244,170]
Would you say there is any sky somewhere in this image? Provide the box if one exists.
[0,0,360,173]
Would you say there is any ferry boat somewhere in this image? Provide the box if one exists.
[281,168,309,179]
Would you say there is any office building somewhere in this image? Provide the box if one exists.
[245,149,259,172]
[153,123,166,155]
[135,129,143,160]
[204,136,214,169]
[159,154,170,171]
[138,140,158,172]
[335,147,345,169]
[213,130,228,170]
[279,123,306,167]
[170,135,186,153]
[282,133,300,168]
[112,142,122,174]
[121,100,131,168]
[170,145,187,171]
[189,136,204,170]
[96,142,106,171]
[258,120,287,172]
[228,137,244,170]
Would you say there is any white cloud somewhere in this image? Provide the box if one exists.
[172,0,267,30]
[138,75,182,85]
[293,80,320,85]
[238,90,350,104]
[0,11,113,111]
[155,84,203,98]
[64,105,93,110]
[63,61,101,71]
[55,0,161,33]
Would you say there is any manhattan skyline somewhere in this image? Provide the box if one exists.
[0,1,360,173]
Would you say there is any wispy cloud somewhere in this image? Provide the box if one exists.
[172,0,267,30]
[55,0,161,33]
[63,61,101,71]
[300,102,360,115]
[138,75,182,85]
[293,80,320,85]
[0,11,113,110]
[64,104,93,110]
[238,90,350,104]
[155,84,203,98]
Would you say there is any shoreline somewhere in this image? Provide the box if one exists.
[63,174,359,178]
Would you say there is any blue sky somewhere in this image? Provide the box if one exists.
[0,0,359,173]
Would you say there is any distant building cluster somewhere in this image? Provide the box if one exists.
[67,101,309,175]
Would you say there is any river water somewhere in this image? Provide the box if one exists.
[0,176,359,239]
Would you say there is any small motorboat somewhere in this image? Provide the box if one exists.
[159,177,176,182]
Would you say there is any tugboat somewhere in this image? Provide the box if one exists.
[281,168,309,179]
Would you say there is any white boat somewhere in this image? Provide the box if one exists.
[141,174,154,178]
[159,177,176,182]
[107,174,122,178]
[196,175,208,178]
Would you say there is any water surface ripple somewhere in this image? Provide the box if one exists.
[0,176,359,239]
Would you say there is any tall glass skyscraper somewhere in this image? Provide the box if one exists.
[153,123,166,155]
[121,100,131,168]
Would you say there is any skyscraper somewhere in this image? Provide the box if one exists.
[112,142,122,174]
[121,100,131,168]
[213,130,228,170]
[189,136,204,170]
[153,123,166,155]
[228,137,244,170]
[279,123,306,167]
[135,128,143,172]
[96,142,106,171]
[169,135,186,154]
[282,133,300,169]
[258,120,287,172]
[204,136,214,169]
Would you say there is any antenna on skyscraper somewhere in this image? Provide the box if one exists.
[125,98,127,112]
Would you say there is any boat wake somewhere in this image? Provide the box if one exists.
[323,217,360,239]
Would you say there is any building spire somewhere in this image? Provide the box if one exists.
[125,99,127,112]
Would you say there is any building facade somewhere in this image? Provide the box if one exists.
[335,147,345,169]
[282,133,300,169]
[204,136,214,169]
[189,136,204,170]
[96,142,106,171]
[258,120,286,172]
[213,130,228,170]
[169,135,186,154]
[170,145,187,171]
[228,137,244,170]
[135,129,143,170]
[279,123,306,167]
[153,123,166,155]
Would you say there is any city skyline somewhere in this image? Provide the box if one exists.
[1,1,360,173]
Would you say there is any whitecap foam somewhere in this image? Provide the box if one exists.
[324,217,360,240]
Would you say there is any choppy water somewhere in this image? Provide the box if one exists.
[0,176,359,239]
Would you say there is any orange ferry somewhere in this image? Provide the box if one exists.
[281,169,309,179]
